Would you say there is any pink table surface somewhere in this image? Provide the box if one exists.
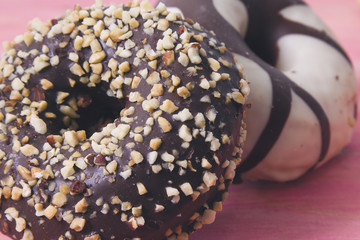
[1,0,360,239]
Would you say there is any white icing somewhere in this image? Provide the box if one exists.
[233,54,273,162]
[279,5,338,42]
[257,34,356,180]
[243,90,322,181]
[243,35,356,182]
[212,0,248,37]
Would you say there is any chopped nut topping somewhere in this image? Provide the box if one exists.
[131,150,144,164]
[149,138,162,150]
[232,91,245,104]
[60,184,70,195]
[136,182,148,195]
[160,99,178,114]
[177,86,191,99]
[111,124,131,140]
[157,19,169,31]
[40,79,54,90]
[161,152,175,163]
[188,47,202,64]
[154,204,165,213]
[22,229,34,240]
[11,187,23,200]
[15,217,26,232]
[151,84,164,97]
[43,205,57,220]
[178,52,189,67]
[105,160,118,174]
[84,234,101,240]
[94,154,106,166]
[89,51,106,64]
[146,71,161,85]
[179,125,192,142]
[158,117,172,133]
[75,198,89,213]
[180,182,193,196]
[64,130,80,147]
[166,187,179,197]
[70,63,85,76]
[70,180,85,194]
[173,108,193,122]
[208,58,221,71]
[20,144,39,157]
[203,171,218,187]
[70,217,86,232]
[163,51,175,66]
[52,192,67,208]
[202,209,216,225]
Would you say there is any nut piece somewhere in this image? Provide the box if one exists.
[157,19,169,31]
[158,117,172,133]
[149,138,162,150]
[89,51,106,64]
[162,51,175,66]
[22,229,34,240]
[75,198,89,213]
[52,192,67,208]
[70,63,85,76]
[11,187,23,200]
[201,209,216,225]
[30,113,47,134]
[40,79,54,90]
[179,125,192,142]
[131,151,144,164]
[70,217,86,232]
[20,144,39,157]
[105,160,118,175]
[160,100,178,114]
[43,205,57,219]
[146,72,161,85]
[15,217,26,232]
[94,154,106,166]
[84,234,101,240]
[203,171,218,188]
[188,47,202,64]
[70,180,85,194]
[136,182,148,195]
[64,131,80,147]
[177,87,191,99]
[232,91,245,104]
[180,182,193,196]
[208,58,221,71]
[166,187,179,197]
[151,84,164,97]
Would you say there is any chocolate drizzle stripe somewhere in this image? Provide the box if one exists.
[237,74,292,172]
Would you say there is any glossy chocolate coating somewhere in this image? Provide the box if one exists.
[0,2,246,239]
[161,0,357,181]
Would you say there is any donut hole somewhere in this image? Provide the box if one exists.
[71,91,124,137]
[41,86,124,137]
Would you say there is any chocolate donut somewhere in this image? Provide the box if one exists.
[162,0,358,181]
[0,1,248,239]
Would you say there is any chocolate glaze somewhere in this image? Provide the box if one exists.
[0,3,246,240]
[160,0,354,180]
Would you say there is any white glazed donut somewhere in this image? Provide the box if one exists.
[161,0,357,181]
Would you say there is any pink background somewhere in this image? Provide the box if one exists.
[1,0,360,239]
